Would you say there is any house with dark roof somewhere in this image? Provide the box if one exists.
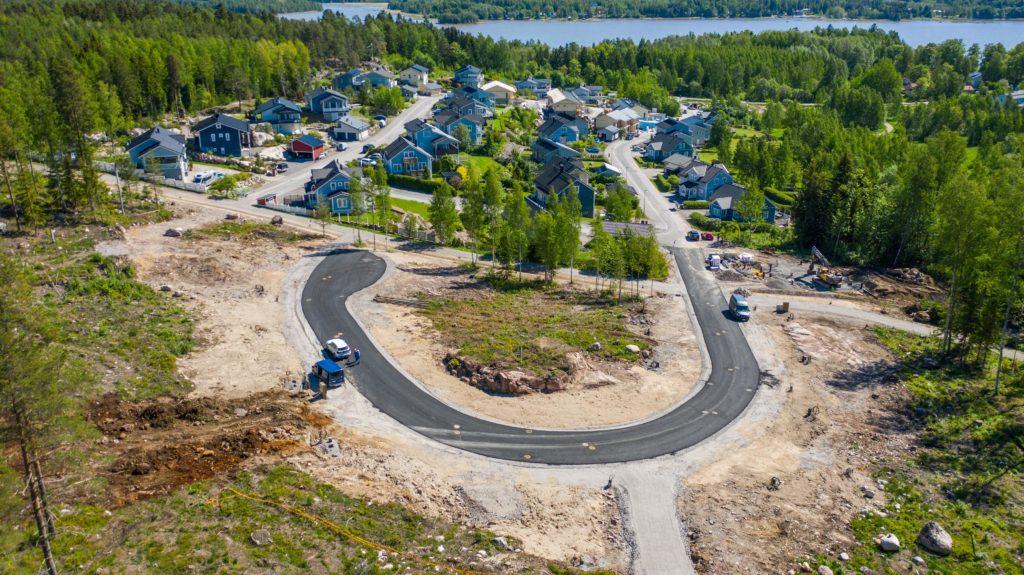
[404,118,459,156]
[193,113,252,157]
[537,112,589,144]
[290,134,325,160]
[594,107,640,141]
[303,159,365,214]
[364,69,397,88]
[252,97,303,134]
[708,183,776,223]
[434,110,486,145]
[675,160,733,201]
[453,65,483,87]
[400,64,430,88]
[332,115,371,141]
[126,127,189,180]
[662,153,695,175]
[531,137,581,164]
[448,86,495,108]
[440,96,492,119]
[567,85,603,105]
[333,68,366,91]
[516,77,552,98]
[531,158,596,218]
[305,87,350,121]
[383,137,433,177]
[643,132,693,162]
[681,113,716,147]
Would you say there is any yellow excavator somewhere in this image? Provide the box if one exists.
[808,246,844,288]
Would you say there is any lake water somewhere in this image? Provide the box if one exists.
[281,3,1024,48]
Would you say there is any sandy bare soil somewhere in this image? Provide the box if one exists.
[351,250,702,429]
[97,207,315,398]
[677,309,912,574]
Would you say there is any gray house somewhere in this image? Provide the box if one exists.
[126,127,189,180]
[531,137,581,164]
[194,113,252,157]
[532,158,596,218]
[332,116,371,141]
[252,97,303,134]
[305,87,350,121]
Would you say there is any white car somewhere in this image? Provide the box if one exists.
[325,338,352,360]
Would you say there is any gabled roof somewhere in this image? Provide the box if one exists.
[647,132,691,152]
[452,86,491,99]
[709,183,750,210]
[663,153,694,171]
[254,97,302,116]
[455,65,481,74]
[532,137,580,158]
[482,80,517,93]
[518,76,551,86]
[365,69,395,79]
[335,115,370,131]
[403,64,430,74]
[307,86,347,103]
[404,118,433,134]
[194,113,250,133]
[383,136,432,160]
[602,107,640,122]
[126,126,186,156]
[309,158,359,190]
[294,134,324,148]
[535,158,587,195]
[537,113,583,138]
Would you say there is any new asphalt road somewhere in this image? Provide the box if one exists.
[301,246,760,465]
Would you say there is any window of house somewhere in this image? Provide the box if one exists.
[225,132,231,142]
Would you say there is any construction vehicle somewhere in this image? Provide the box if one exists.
[310,359,345,391]
[808,246,844,288]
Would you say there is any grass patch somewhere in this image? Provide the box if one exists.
[390,197,430,219]
[0,463,575,574]
[183,220,315,244]
[458,152,503,176]
[840,327,1024,575]
[420,276,648,375]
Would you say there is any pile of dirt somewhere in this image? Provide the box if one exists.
[89,390,327,505]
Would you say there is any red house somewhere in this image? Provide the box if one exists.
[290,135,325,160]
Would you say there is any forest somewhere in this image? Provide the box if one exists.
[383,0,1024,23]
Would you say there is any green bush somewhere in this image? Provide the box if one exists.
[682,200,709,209]
[387,174,446,194]
[688,212,721,231]
[764,187,795,208]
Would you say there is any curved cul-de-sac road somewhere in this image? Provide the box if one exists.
[301,247,759,465]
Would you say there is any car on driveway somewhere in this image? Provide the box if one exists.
[729,292,751,321]
[276,162,289,173]
[325,338,352,361]
[686,230,701,241]
[701,231,714,241]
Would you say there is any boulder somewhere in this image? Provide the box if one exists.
[159,285,173,292]
[878,533,900,552]
[817,566,834,575]
[163,228,182,237]
[625,344,641,354]
[224,213,239,220]
[270,215,284,226]
[911,556,925,566]
[588,342,602,352]
[916,521,953,556]
[492,536,511,551]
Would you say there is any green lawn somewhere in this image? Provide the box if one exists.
[390,197,430,219]
[459,153,503,176]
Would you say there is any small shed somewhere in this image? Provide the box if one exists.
[291,135,325,160]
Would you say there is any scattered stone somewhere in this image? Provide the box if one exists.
[861,485,876,499]
[625,344,641,353]
[491,536,510,551]
[250,529,272,546]
[233,408,248,418]
[859,568,875,575]
[817,566,833,575]
[878,533,900,552]
[436,545,445,553]
[838,552,850,562]
[799,561,812,572]
[225,213,239,220]
[767,476,782,491]
[159,285,173,292]
[270,215,284,226]
[912,556,926,566]
[917,521,953,556]
[163,228,182,237]
[587,342,602,352]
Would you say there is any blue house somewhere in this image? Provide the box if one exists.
[969,71,983,88]
[537,112,589,143]
[303,159,364,214]
[516,76,552,97]
[449,86,495,108]
[252,97,303,134]
[567,84,603,105]
[453,65,483,87]
[644,132,693,162]
[333,69,366,91]
[305,87,350,121]
[440,96,492,119]
[364,69,397,88]
[434,110,485,145]
[532,158,596,218]
[675,161,733,201]
[531,137,581,164]
[708,183,776,223]
[193,113,252,157]
[404,119,460,156]
[681,113,716,147]
[383,137,433,178]
[125,126,189,180]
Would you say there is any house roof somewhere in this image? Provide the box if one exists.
[194,113,250,133]
[365,69,395,79]
[455,65,481,74]
[335,115,370,131]
[663,153,694,171]
[538,113,583,138]
[307,86,346,102]
[404,64,430,74]
[518,77,551,86]
[709,183,750,210]
[602,107,640,122]
[482,80,517,93]
[309,159,359,189]
[294,134,324,148]
[383,136,432,160]
[254,97,302,116]
[533,137,581,158]
[126,126,186,156]
[647,132,690,152]
[535,158,587,195]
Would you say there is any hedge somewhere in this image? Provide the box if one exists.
[387,174,446,194]
[688,212,722,231]
[682,200,710,209]
[764,187,796,208]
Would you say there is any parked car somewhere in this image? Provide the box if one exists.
[686,230,701,241]
[729,292,751,322]
[358,158,377,167]
[335,142,348,151]
[625,133,635,140]
[276,162,289,173]
[372,114,387,121]
[362,144,374,154]
[585,146,600,154]
[325,338,352,360]
[701,231,714,241]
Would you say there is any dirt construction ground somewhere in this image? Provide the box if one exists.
[678,304,914,573]
[350,250,703,429]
